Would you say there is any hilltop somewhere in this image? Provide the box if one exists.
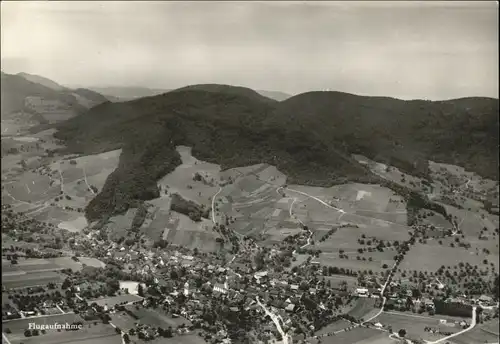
[267,91,499,180]
[53,85,499,221]
[171,84,278,104]
[85,85,292,102]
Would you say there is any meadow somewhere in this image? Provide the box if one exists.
[2,271,64,289]
[5,322,121,344]
[374,311,464,342]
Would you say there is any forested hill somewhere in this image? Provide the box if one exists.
[53,84,499,221]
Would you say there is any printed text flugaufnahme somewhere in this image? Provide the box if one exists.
[28,322,83,331]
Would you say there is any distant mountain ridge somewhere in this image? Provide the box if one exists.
[1,72,111,124]
[17,72,68,91]
[85,85,292,102]
[54,83,499,221]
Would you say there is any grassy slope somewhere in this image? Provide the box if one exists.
[53,86,499,221]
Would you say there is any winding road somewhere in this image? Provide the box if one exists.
[211,187,223,225]
[82,166,95,195]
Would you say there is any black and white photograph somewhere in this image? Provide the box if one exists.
[1,1,498,344]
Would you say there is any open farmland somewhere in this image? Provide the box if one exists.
[414,208,453,232]
[397,241,499,274]
[2,257,105,278]
[316,250,395,274]
[349,332,394,344]
[348,298,377,320]
[374,311,467,342]
[2,312,84,333]
[2,144,121,232]
[2,271,64,289]
[353,154,428,194]
[148,334,208,344]
[88,294,143,308]
[314,327,382,344]
[106,208,138,241]
[4,322,121,344]
[109,311,139,331]
[3,258,64,274]
[450,319,499,344]
[140,208,170,241]
[3,171,60,205]
[428,160,499,203]
[323,275,358,290]
[124,305,191,328]
[157,145,221,208]
[315,319,352,335]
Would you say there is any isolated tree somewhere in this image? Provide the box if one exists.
[398,329,407,338]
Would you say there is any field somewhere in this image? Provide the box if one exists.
[323,275,358,290]
[87,294,143,308]
[3,313,85,333]
[110,305,190,332]
[316,250,395,274]
[311,327,382,344]
[2,257,105,289]
[450,319,499,344]
[2,271,64,289]
[162,212,222,252]
[126,305,191,328]
[1,256,105,290]
[315,319,352,335]
[3,259,64,274]
[148,334,208,344]
[106,208,138,241]
[2,141,414,262]
[351,332,394,344]
[4,322,121,344]
[353,154,428,194]
[52,257,105,269]
[348,298,377,320]
[374,311,467,342]
[138,146,226,251]
[397,241,499,274]
[156,145,221,208]
[2,141,121,232]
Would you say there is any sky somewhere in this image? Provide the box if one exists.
[1,1,498,100]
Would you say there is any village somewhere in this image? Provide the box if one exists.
[2,203,499,344]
